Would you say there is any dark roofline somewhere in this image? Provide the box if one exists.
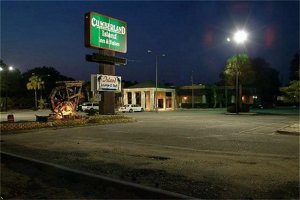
[127,81,175,89]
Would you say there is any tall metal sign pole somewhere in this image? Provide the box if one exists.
[85,11,127,115]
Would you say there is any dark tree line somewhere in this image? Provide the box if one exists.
[219,55,288,104]
[250,57,281,103]
[0,60,75,109]
[280,53,299,105]
[21,66,74,99]
[289,53,299,81]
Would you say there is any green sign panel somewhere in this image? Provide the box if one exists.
[85,12,127,53]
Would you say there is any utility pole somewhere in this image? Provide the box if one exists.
[155,55,158,112]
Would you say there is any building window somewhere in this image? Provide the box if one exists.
[166,92,172,108]
[166,97,172,108]
[182,96,189,103]
[127,92,132,104]
[195,96,202,103]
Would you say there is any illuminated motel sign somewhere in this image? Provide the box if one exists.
[85,11,127,53]
[90,74,121,93]
[97,74,121,92]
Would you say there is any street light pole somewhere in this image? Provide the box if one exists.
[155,55,158,112]
[5,70,8,111]
[191,70,194,109]
[148,50,165,112]
[228,29,248,114]
[0,66,14,111]
[235,63,239,114]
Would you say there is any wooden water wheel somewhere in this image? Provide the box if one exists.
[49,81,84,119]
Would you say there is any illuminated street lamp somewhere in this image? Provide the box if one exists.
[0,66,15,111]
[147,50,166,112]
[228,29,248,113]
[233,30,248,44]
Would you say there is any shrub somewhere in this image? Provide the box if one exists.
[86,109,98,116]
[38,98,46,109]
[227,104,250,113]
[0,114,134,132]
[227,105,237,113]
[87,115,134,124]
[241,104,250,112]
[180,103,209,108]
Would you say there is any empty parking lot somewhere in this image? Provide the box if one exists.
[1,110,299,198]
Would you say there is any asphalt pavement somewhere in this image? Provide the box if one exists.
[1,109,299,198]
[0,108,299,135]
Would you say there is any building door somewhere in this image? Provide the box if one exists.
[158,99,164,108]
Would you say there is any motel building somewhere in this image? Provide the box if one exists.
[122,82,176,111]
[116,82,258,111]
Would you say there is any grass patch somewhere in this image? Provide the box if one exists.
[251,107,299,115]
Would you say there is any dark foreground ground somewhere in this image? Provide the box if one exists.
[1,109,299,199]
[2,152,185,199]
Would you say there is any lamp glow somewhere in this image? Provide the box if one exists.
[233,30,248,44]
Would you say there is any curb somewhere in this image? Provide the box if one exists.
[225,112,257,115]
[277,124,300,136]
[276,130,300,136]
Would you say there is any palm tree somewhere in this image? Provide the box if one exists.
[223,54,252,86]
[26,75,44,109]
[222,54,253,111]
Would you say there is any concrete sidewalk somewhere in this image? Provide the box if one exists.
[277,123,300,135]
[0,109,52,122]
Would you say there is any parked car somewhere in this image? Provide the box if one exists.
[118,104,144,113]
[251,103,264,109]
[78,102,99,112]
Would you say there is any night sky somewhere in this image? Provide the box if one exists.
[1,1,299,85]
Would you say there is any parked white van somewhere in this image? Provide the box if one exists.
[78,102,99,111]
[118,104,144,113]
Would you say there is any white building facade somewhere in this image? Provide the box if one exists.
[122,82,176,111]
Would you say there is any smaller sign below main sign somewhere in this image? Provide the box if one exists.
[86,53,127,65]
[92,74,121,92]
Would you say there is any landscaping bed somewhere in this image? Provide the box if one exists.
[0,115,136,133]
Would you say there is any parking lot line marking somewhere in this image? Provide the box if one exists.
[238,125,271,134]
